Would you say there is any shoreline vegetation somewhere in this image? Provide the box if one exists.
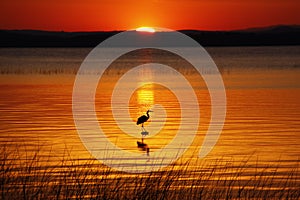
[0,46,299,76]
[0,25,299,47]
[0,145,299,200]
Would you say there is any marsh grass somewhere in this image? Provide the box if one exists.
[0,145,299,200]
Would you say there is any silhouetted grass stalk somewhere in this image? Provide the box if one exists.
[0,145,299,199]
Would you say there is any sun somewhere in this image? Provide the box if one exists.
[136,27,156,33]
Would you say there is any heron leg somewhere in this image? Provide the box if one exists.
[141,123,146,132]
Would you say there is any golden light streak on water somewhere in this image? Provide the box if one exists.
[136,84,154,113]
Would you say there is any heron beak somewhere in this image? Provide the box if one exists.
[149,110,153,112]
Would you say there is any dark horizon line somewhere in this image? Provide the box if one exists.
[1,24,300,33]
[1,24,299,47]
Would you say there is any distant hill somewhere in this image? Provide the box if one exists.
[0,25,299,47]
[179,25,300,46]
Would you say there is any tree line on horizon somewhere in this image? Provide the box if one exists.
[0,25,299,47]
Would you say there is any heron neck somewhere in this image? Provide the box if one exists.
[146,111,149,117]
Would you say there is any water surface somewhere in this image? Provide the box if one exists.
[0,46,299,175]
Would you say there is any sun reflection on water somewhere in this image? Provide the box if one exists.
[136,66,155,113]
[137,85,154,110]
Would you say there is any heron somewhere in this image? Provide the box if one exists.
[136,110,153,131]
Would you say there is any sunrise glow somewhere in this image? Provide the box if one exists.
[136,27,156,33]
[0,0,299,31]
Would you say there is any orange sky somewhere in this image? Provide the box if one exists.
[0,0,299,31]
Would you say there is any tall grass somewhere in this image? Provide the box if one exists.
[0,145,299,200]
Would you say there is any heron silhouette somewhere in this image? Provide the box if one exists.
[136,110,153,132]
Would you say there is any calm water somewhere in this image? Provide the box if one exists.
[0,47,299,174]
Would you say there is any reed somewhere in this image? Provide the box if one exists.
[0,145,299,200]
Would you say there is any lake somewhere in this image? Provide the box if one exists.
[0,46,299,199]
